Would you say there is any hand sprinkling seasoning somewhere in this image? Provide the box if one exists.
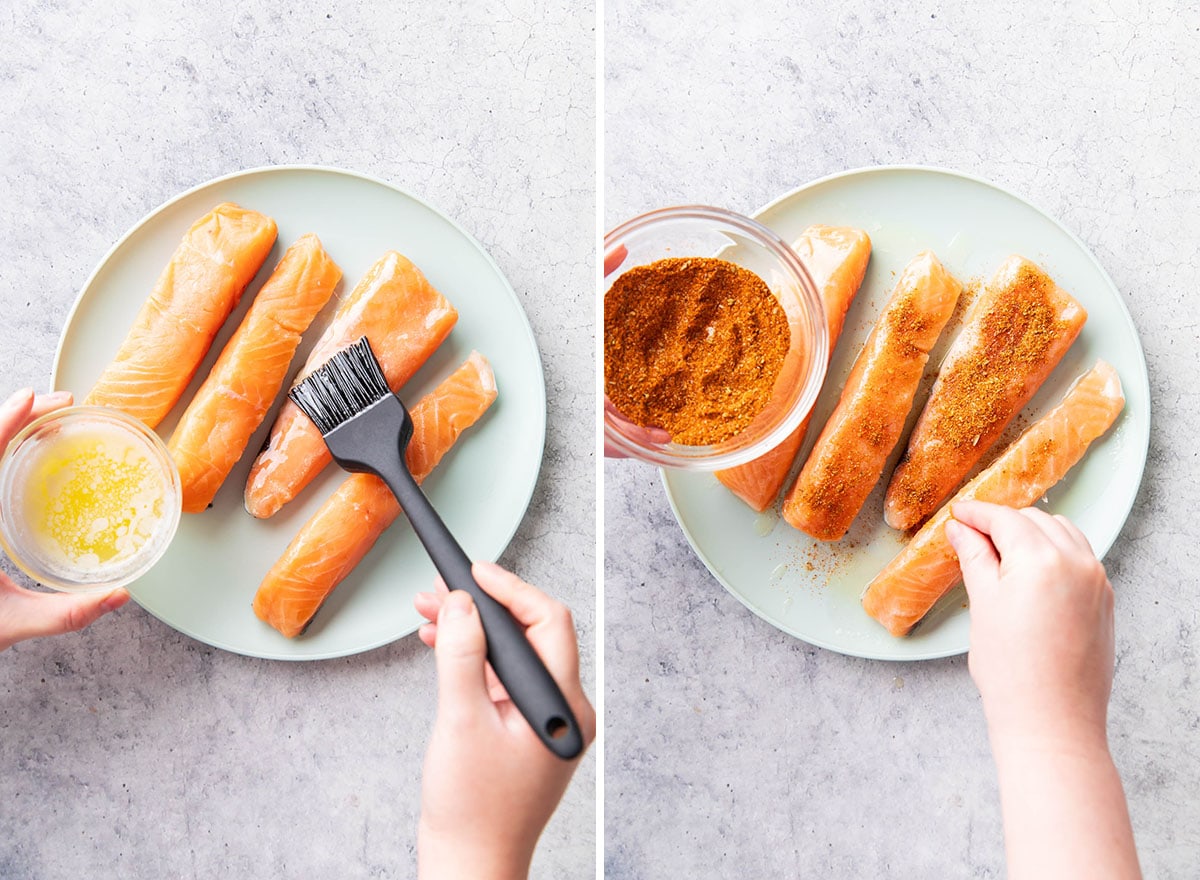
[604,257,792,446]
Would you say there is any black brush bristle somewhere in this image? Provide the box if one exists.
[289,337,391,435]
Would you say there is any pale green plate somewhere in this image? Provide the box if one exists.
[53,166,546,660]
[663,166,1150,661]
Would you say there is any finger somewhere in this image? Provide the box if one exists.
[950,500,1052,559]
[603,437,629,459]
[28,390,73,421]
[1017,507,1080,554]
[419,619,504,696]
[432,591,492,721]
[418,622,437,648]
[419,613,506,698]
[413,590,444,623]
[604,243,629,276]
[0,388,35,447]
[471,562,594,743]
[945,519,1000,602]
[0,587,129,649]
[1053,514,1095,554]
[471,561,582,688]
[604,399,672,447]
[421,589,549,703]
[419,618,506,706]
[486,668,509,704]
[635,424,672,445]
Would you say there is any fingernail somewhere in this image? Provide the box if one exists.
[441,592,473,620]
[42,390,72,403]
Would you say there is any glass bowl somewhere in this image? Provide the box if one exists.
[604,205,828,470]
[0,406,181,592]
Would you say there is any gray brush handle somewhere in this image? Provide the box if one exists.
[376,457,583,760]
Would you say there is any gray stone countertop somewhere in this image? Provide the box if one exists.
[605,1,1199,877]
[0,3,594,878]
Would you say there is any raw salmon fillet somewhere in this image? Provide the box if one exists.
[783,252,962,540]
[884,256,1087,531]
[715,225,872,511]
[167,234,342,513]
[244,251,458,519]
[862,360,1124,636]
[84,203,278,428]
[253,353,497,638]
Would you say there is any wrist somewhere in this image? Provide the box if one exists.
[978,691,1109,759]
[417,819,532,880]
[986,715,1111,765]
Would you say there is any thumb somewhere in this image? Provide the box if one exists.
[945,519,999,601]
[0,587,129,651]
[433,591,492,721]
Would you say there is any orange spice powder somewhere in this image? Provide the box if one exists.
[604,257,792,446]
[886,266,1070,523]
[932,265,1066,451]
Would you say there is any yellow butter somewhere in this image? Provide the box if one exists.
[22,426,166,569]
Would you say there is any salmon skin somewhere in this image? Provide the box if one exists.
[253,353,497,638]
[862,360,1124,637]
[884,256,1087,531]
[783,252,962,540]
[84,203,278,428]
[716,225,872,511]
[243,251,458,519]
[167,234,342,513]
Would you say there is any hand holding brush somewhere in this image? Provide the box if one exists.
[288,337,585,759]
[414,564,595,879]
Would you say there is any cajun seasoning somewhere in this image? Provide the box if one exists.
[604,257,791,446]
[781,251,963,541]
[883,256,1087,531]
[933,266,1065,449]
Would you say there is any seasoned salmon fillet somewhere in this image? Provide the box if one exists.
[253,353,497,638]
[84,203,278,428]
[244,251,457,519]
[783,252,962,540]
[862,360,1124,636]
[716,225,871,511]
[167,234,341,512]
[884,256,1087,531]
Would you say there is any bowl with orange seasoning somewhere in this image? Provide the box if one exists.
[604,205,828,469]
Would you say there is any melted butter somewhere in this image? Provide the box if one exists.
[22,427,165,569]
[753,509,778,536]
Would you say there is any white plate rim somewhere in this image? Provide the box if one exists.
[662,163,1152,661]
[50,164,547,660]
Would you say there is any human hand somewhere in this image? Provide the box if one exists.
[413,562,595,880]
[603,400,671,458]
[946,500,1114,752]
[0,388,131,652]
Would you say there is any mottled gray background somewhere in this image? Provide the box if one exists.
[606,1,1199,877]
[0,2,594,878]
